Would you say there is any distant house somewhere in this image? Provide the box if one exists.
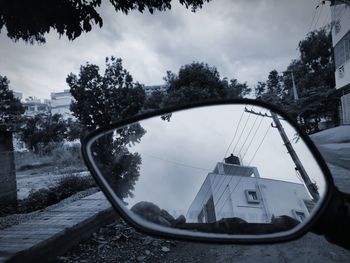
[331,1,350,124]
[50,89,74,120]
[12,91,23,101]
[143,85,167,96]
[187,159,312,224]
[23,98,50,117]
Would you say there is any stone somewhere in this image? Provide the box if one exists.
[161,246,170,252]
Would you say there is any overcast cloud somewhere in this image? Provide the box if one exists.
[0,0,330,99]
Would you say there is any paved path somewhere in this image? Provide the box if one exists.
[0,192,114,263]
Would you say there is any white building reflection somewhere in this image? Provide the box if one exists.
[187,155,313,224]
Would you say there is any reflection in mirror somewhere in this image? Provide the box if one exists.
[88,105,326,238]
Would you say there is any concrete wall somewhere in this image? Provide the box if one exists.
[0,131,17,207]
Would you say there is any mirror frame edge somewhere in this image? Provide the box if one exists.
[81,98,335,245]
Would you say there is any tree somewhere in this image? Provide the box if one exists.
[20,113,67,153]
[266,70,283,96]
[67,56,146,199]
[254,81,266,98]
[65,118,83,141]
[255,28,338,133]
[164,62,250,107]
[226,78,251,99]
[144,90,165,110]
[284,28,337,132]
[164,62,227,106]
[0,75,24,131]
[68,56,146,131]
[0,0,211,44]
[0,75,22,206]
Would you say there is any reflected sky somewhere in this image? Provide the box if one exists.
[94,105,326,218]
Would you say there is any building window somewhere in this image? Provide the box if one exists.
[334,31,350,69]
[204,195,216,223]
[292,210,306,222]
[245,189,260,204]
[198,210,204,223]
[334,21,341,35]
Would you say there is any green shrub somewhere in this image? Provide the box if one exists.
[55,175,96,200]
[1,174,97,216]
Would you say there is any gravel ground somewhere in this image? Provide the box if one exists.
[0,187,98,230]
[53,218,350,263]
[54,219,177,263]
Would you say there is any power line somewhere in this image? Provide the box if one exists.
[308,0,321,33]
[248,123,272,166]
[321,4,332,28]
[216,176,244,215]
[236,114,259,156]
[314,2,323,29]
[213,164,243,208]
[214,109,251,202]
[142,153,212,172]
[241,113,266,161]
[214,109,259,205]
[223,110,245,159]
[231,107,253,154]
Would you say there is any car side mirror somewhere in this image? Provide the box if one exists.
[81,99,334,244]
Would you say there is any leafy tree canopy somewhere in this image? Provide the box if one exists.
[0,0,211,44]
[67,56,146,131]
[163,62,248,107]
[0,75,24,131]
[20,113,67,153]
[68,56,146,199]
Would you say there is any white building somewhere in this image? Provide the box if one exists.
[12,91,23,101]
[50,89,74,119]
[187,160,312,224]
[23,98,50,117]
[143,85,167,96]
[331,1,350,124]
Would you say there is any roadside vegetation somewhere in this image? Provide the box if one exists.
[15,142,85,173]
[0,174,96,217]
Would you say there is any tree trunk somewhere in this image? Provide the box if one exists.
[0,130,18,208]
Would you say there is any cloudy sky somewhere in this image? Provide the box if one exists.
[0,0,330,100]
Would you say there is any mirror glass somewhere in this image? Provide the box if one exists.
[87,104,327,239]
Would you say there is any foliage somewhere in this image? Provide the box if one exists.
[144,90,165,110]
[0,75,24,131]
[255,28,338,133]
[104,152,142,199]
[20,175,96,212]
[0,174,96,216]
[66,118,83,141]
[0,0,211,44]
[68,56,146,131]
[68,56,146,199]
[15,143,85,171]
[226,78,251,99]
[164,62,226,106]
[20,113,67,153]
[163,62,249,107]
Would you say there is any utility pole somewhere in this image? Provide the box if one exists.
[244,108,320,201]
[291,71,299,101]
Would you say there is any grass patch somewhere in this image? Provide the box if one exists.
[0,175,96,217]
[15,143,85,171]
